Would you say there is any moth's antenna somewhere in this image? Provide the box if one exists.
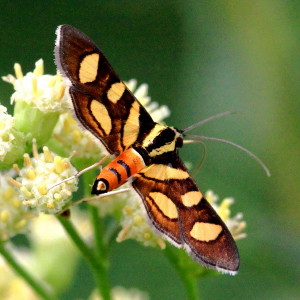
[184,139,207,176]
[183,111,239,133]
[185,134,271,177]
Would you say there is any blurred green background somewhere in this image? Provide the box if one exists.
[0,1,299,299]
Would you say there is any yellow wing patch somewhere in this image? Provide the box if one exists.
[149,192,178,219]
[79,53,99,84]
[123,101,140,148]
[148,142,177,158]
[90,100,112,135]
[141,164,190,181]
[107,82,126,103]
[190,222,223,242]
[181,191,202,207]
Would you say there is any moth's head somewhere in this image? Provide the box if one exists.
[174,129,184,149]
[91,179,109,195]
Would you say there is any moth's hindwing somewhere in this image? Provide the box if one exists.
[55,25,155,155]
[132,155,239,274]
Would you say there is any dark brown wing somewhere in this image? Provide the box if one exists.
[55,25,155,155]
[132,154,239,274]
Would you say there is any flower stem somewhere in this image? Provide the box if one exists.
[57,215,111,300]
[89,206,111,297]
[164,245,200,300]
[103,218,120,249]
[83,169,111,300]
[83,170,107,260]
[0,242,57,300]
[89,206,107,259]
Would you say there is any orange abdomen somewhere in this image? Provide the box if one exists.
[92,148,146,194]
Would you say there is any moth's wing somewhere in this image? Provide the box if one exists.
[132,163,183,246]
[55,24,155,155]
[132,155,240,274]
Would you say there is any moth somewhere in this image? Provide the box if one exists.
[55,25,239,274]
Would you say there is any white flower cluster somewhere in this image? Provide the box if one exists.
[205,190,246,240]
[117,190,165,249]
[2,59,70,113]
[0,106,15,162]
[51,112,105,160]
[13,146,78,214]
[0,173,32,241]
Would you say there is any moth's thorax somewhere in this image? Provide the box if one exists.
[141,124,183,158]
[91,124,183,194]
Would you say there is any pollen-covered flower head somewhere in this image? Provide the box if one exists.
[0,105,25,168]
[0,106,15,161]
[2,59,72,146]
[205,190,247,240]
[0,172,32,241]
[11,145,78,214]
[2,59,69,113]
[48,112,105,161]
[116,189,166,249]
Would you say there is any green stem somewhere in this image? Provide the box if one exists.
[0,242,57,300]
[56,216,100,267]
[103,218,120,249]
[89,206,111,300]
[82,171,107,260]
[82,168,111,300]
[164,245,200,300]
[57,216,111,300]
[89,206,107,259]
